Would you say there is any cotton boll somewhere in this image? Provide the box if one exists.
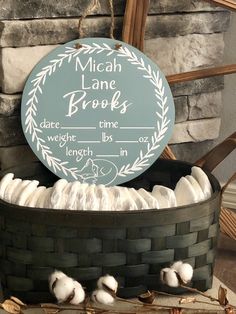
[49,270,67,292]
[97,275,118,293]
[160,268,179,287]
[52,276,75,303]
[91,289,114,305]
[160,267,168,283]
[178,263,193,284]
[4,178,22,203]
[0,173,14,199]
[16,180,39,206]
[69,281,85,305]
[171,261,183,272]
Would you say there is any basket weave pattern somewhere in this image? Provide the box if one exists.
[0,160,221,302]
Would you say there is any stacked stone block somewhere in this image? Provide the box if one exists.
[0,0,230,170]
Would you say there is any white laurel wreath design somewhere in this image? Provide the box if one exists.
[117,46,170,176]
[24,43,170,180]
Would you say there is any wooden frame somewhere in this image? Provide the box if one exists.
[207,0,236,11]
[167,64,236,85]
[122,0,236,159]
[122,0,236,86]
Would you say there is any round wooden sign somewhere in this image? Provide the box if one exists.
[21,38,175,186]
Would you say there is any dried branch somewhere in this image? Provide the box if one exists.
[2,281,236,314]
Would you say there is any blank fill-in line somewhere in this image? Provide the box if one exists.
[115,140,139,143]
[61,126,96,130]
[96,155,120,157]
[120,126,155,129]
[77,141,101,143]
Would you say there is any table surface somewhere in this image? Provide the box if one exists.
[0,276,235,314]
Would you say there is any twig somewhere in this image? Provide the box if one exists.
[116,296,210,311]
[153,290,222,307]
[180,285,236,309]
[28,303,135,314]
[195,300,224,307]
[179,285,220,303]
[3,297,232,314]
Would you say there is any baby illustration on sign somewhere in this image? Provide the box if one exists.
[77,158,118,185]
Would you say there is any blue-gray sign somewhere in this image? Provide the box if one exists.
[21,38,175,186]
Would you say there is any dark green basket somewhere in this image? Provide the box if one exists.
[0,159,221,302]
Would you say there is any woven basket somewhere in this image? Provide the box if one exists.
[0,159,220,302]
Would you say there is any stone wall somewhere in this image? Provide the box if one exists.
[0,0,231,170]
